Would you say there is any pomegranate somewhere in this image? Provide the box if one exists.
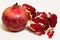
[2,3,29,32]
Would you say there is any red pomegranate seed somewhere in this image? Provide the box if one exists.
[30,23,45,35]
[49,13,57,27]
[47,30,54,38]
[37,12,47,19]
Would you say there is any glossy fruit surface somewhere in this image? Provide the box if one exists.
[2,3,29,32]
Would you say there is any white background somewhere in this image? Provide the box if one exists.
[0,0,60,40]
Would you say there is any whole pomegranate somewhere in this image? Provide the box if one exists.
[2,3,29,32]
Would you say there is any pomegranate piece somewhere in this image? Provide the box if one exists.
[30,23,45,35]
[32,17,49,30]
[37,12,47,19]
[2,3,29,32]
[22,4,36,13]
[47,30,54,38]
[22,4,36,19]
[48,12,57,27]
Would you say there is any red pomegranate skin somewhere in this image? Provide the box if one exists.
[2,3,29,32]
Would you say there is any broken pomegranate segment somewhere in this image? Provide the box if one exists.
[30,23,45,35]
[50,14,57,27]
[48,12,57,27]
[22,4,36,13]
[22,4,36,19]
[29,16,49,35]
[32,17,49,30]
[47,29,54,38]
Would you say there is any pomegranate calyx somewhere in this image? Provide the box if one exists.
[13,3,20,9]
